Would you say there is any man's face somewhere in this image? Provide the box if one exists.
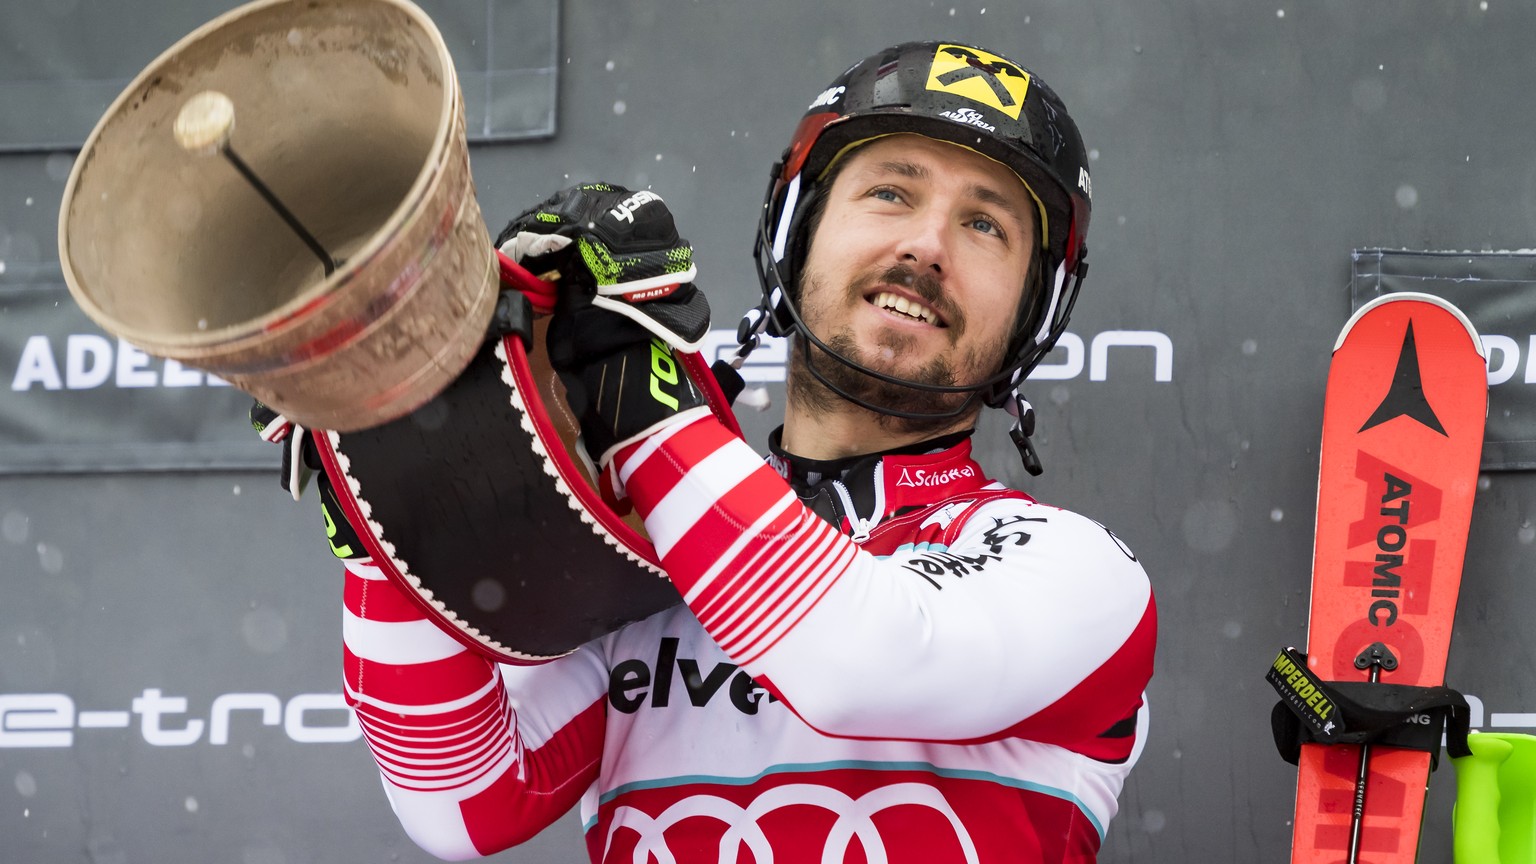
[793,133,1039,422]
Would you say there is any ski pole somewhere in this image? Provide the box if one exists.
[1347,643,1398,864]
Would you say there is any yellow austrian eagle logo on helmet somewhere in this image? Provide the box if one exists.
[925,45,1031,120]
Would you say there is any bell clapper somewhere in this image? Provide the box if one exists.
[174,90,340,277]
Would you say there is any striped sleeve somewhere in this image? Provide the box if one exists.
[615,417,857,667]
[613,418,1156,746]
[342,559,606,859]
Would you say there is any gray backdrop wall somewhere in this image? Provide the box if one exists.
[5,1,1536,862]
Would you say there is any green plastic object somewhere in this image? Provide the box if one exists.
[1454,732,1536,863]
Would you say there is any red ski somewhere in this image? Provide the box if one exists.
[1288,292,1486,863]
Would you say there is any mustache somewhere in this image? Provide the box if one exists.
[852,264,963,334]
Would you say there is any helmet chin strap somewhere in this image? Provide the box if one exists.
[743,177,1067,474]
[751,219,1036,401]
[1005,390,1045,477]
[737,302,1047,475]
[736,270,1048,476]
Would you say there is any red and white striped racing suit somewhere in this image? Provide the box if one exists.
[341,417,1157,863]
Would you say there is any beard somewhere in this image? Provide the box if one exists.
[788,263,1012,436]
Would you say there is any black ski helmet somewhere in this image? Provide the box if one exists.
[749,40,1093,412]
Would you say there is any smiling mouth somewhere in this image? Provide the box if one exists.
[868,291,945,327]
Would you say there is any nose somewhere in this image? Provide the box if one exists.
[896,209,949,276]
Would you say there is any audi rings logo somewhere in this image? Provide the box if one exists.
[603,783,981,863]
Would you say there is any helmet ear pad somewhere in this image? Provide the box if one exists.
[981,245,1049,408]
[765,166,842,339]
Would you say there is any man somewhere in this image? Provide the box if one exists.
[334,41,1155,863]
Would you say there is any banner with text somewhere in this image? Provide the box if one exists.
[0,0,558,152]
[0,267,271,474]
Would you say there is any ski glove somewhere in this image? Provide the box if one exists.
[495,182,711,359]
[250,399,315,499]
[249,399,366,559]
[497,183,713,467]
[563,334,710,468]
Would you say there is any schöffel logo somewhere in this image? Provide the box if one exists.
[895,466,976,488]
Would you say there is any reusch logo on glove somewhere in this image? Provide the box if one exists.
[608,190,665,224]
[649,337,683,410]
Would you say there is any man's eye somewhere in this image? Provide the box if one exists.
[969,217,1003,238]
[870,187,901,202]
